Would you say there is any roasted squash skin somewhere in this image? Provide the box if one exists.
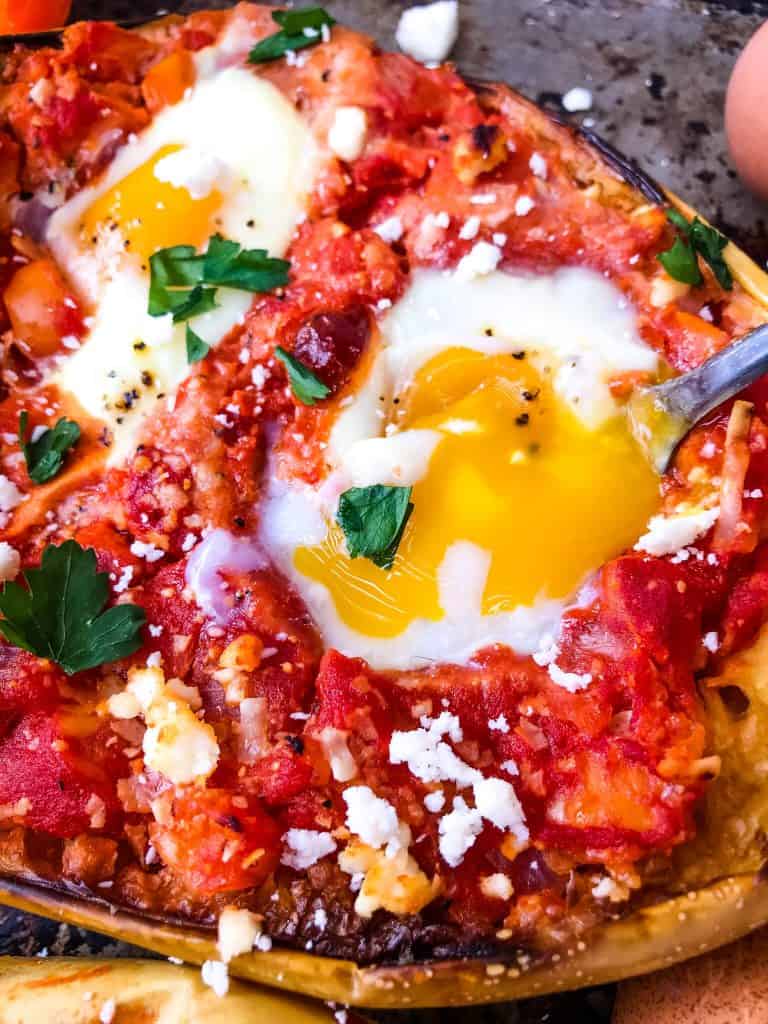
[0,5,767,1009]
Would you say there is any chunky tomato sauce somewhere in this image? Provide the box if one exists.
[0,5,765,962]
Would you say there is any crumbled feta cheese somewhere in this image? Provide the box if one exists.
[455,241,502,281]
[458,215,481,240]
[532,634,559,666]
[488,714,509,733]
[328,106,368,162]
[119,666,219,785]
[592,875,630,902]
[470,193,497,205]
[395,0,459,65]
[473,776,529,841]
[702,631,719,653]
[313,908,328,930]
[343,786,409,855]
[374,215,404,243]
[217,907,261,963]
[390,712,478,787]
[0,475,23,513]
[500,758,519,776]
[0,542,20,583]
[99,999,116,1024]
[480,873,514,900]
[129,540,165,563]
[201,960,229,998]
[281,828,337,870]
[747,488,764,499]
[635,507,719,557]
[148,624,163,638]
[514,195,535,216]
[434,210,450,228]
[146,651,162,668]
[529,152,548,179]
[113,565,134,594]
[492,232,507,246]
[154,147,226,200]
[562,87,593,112]
[438,796,482,867]
[424,790,445,812]
[547,662,593,692]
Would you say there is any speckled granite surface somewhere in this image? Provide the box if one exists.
[3,2,768,1021]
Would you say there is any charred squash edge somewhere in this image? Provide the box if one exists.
[1,12,768,1011]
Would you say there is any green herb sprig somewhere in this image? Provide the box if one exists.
[0,541,146,675]
[274,346,330,405]
[658,209,733,290]
[336,485,413,569]
[18,411,80,485]
[249,7,335,63]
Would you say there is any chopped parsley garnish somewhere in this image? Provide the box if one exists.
[658,209,733,290]
[185,324,210,364]
[0,540,146,675]
[336,484,413,569]
[249,6,335,63]
[18,411,80,485]
[275,346,330,405]
[148,234,290,323]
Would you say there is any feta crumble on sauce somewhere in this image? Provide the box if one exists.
[0,0,765,980]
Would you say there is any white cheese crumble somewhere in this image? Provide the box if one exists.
[473,776,528,838]
[319,726,357,781]
[529,152,548,179]
[488,713,509,733]
[217,907,261,963]
[343,786,410,855]
[374,215,404,243]
[0,475,23,513]
[562,87,593,112]
[480,873,514,900]
[129,540,165,563]
[153,147,227,200]
[113,565,134,594]
[281,828,337,870]
[201,959,229,998]
[424,790,445,812]
[98,999,116,1024]
[702,631,719,653]
[0,542,20,583]
[328,106,368,162]
[313,908,328,930]
[458,215,481,239]
[547,662,593,693]
[438,796,482,867]
[514,195,535,216]
[635,507,719,557]
[455,240,502,281]
[109,666,219,785]
[395,0,459,65]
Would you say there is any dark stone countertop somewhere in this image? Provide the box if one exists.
[4,2,768,1021]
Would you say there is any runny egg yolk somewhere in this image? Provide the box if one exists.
[295,347,660,638]
[79,144,222,263]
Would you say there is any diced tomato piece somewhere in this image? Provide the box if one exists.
[4,258,83,357]
[251,747,313,807]
[0,0,71,33]
[130,563,201,678]
[0,647,61,734]
[312,649,388,732]
[141,50,196,114]
[73,522,141,581]
[0,712,124,837]
[62,21,158,84]
[150,788,281,894]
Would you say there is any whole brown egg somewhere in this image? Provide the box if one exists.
[726,20,768,201]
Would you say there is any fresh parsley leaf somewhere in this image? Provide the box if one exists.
[203,234,290,292]
[657,209,733,290]
[336,485,413,570]
[689,218,733,290]
[148,235,289,324]
[186,324,210,364]
[275,346,330,405]
[0,540,146,675]
[658,236,702,286]
[248,6,335,63]
[18,411,81,485]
